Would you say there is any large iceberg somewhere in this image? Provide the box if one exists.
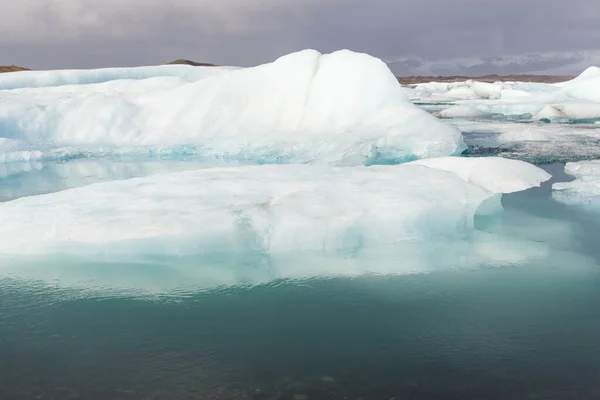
[0,158,550,258]
[0,50,465,165]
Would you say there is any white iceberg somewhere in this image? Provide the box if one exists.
[437,105,490,119]
[534,103,600,120]
[410,67,600,122]
[0,50,465,165]
[0,158,551,258]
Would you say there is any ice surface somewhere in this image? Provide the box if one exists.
[534,104,600,120]
[407,80,559,104]
[0,158,550,257]
[0,50,465,165]
[553,160,600,207]
[437,105,491,118]
[0,65,237,90]
[408,156,551,194]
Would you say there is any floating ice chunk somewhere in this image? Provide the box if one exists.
[408,73,600,120]
[408,156,551,194]
[553,160,600,206]
[0,50,465,164]
[533,103,600,120]
[499,88,532,99]
[437,105,490,118]
[534,105,568,120]
[411,81,545,103]
[0,160,549,257]
[417,82,451,93]
[442,86,480,100]
[471,82,502,100]
[575,66,600,80]
[555,66,600,87]
[561,79,600,103]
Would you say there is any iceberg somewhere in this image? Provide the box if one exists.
[553,160,600,207]
[408,67,600,122]
[0,158,551,258]
[437,105,491,119]
[556,66,600,99]
[0,50,465,165]
[533,103,600,120]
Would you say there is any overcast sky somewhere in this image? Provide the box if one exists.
[1,0,599,74]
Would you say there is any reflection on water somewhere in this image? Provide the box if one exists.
[1,162,600,399]
[2,263,600,399]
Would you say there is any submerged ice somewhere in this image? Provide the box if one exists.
[0,50,464,165]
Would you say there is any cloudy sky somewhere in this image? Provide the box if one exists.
[1,0,600,75]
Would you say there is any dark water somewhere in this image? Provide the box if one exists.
[2,163,600,399]
[2,265,600,400]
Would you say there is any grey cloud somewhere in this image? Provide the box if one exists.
[0,0,599,74]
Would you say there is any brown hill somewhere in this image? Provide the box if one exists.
[398,74,574,85]
[0,65,29,73]
[168,59,218,67]
[0,62,575,85]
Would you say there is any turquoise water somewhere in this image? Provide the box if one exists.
[2,159,600,399]
[2,263,600,399]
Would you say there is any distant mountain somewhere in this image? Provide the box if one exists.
[388,50,600,77]
[167,59,218,67]
[398,74,573,85]
[0,66,29,73]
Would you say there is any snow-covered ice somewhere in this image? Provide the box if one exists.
[0,50,464,165]
[0,65,238,90]
[437,105,492,119]
[0,158,550,257]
